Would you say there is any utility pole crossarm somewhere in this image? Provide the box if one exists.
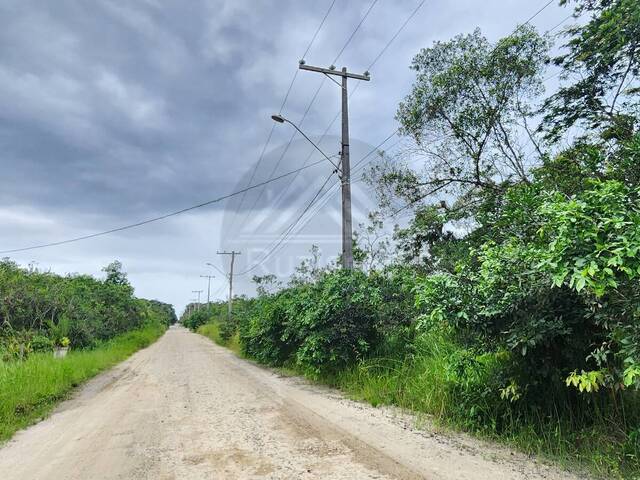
[191,290,203,310]
[298,63,371,270]
[299,63,370,81]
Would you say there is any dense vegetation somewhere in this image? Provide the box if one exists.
[0,259,175,440]
[0,259,176,360]
[185,1,640,476]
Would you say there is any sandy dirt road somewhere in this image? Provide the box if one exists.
[0,326,583,480]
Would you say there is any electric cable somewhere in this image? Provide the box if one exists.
[229,0,337,230]
[0,158,328,254]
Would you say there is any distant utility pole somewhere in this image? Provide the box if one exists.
[200,275,215,306]
[217,251,241,322]
[299,61,370,270]
[188,299,197,315]
[192,290,203,310]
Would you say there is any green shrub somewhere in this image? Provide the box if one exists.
[0,260,176,351]
[239,288,300,365]
[30,335,53,353]
[292,270,382,375]
[239,270,384,376]
[182,308,211,331]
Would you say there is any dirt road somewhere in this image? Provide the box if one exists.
[0,327,582,479]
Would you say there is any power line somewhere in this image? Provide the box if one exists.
[265,111,342,216]
[366,0,428,71]
[241,76,328,223]
[280,1,567,238]
[548,12,575,33]
[229,0,337,230]
[540,13,579,82]
[0,158,328,255]
[249,0,429,245]
[8,2,563,259]
[294,0,562,232]
[287,131,399,232]
[280,0,338,112]
[332,0,380,64]
[232,0,381,234]
[235,172,336,276]
[4,0,385,257]
[524,0,554,25]
[235,130,400,275]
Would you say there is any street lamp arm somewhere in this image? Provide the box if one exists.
[206,262,227,277]
[271,114,341,174]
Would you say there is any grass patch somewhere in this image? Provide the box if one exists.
[0,323,166,442]
[197,322,241,355]
[330,334,639,479]
[199,320,639,478]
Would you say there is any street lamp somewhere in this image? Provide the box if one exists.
[271,113,353,269]
[271,114,341,174]
[206,262,227,277]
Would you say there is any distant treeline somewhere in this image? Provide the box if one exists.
[0,259,176,359]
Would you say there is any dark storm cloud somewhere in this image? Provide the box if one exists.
[0,0,571,310]
[0,0,317,218]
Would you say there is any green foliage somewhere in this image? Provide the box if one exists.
[102,260,129,286]
[387,25,548,223]
[197,323,241,355]
[206,5,640,475]
[240,288,298,365]
[335,330,639,477]
[353,211,392,271]
[0,260,175,357]
[240,269,416,376]
[415,177,640,392]
[181,307,212,331]
[538,180,639,295]
[543,0,640,142]
[393,205,455,267]
[181,297,255,345]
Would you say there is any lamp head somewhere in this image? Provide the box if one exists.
[271,114,285,123]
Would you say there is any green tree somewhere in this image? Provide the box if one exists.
[542,0,640,142]
[353,211,392,272]
[102,260,129,287]
[389,26,548,215]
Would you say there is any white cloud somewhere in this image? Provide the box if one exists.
[95,69,168,130]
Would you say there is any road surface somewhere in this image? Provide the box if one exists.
[0,326,582,479]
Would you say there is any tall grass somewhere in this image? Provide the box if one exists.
[197,323,241,355]
[331,332,640,479]
[202,319,640,477]
[0,323,166,442]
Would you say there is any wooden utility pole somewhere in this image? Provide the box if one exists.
[217,251,241,322]
[200,275,215,306]
[299,62,370,269]
[192,290,203,310]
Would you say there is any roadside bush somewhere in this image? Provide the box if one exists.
[240,288,302,365]
[240,270,386,376]
[293,270,382,375]
[0,260,175,356]
[181,308,211,331]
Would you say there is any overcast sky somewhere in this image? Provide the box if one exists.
[0,0,572,313]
